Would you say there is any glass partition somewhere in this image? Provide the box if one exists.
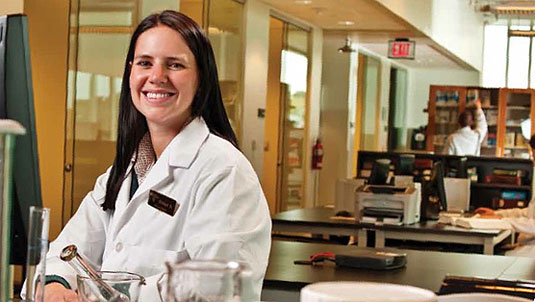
[206,0,244,141]
[64,0,140,221]
[279,23,309,211]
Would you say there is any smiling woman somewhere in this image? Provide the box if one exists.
[28,10,271,302]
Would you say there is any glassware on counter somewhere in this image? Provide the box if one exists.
[77,271,145,302]
[166,260,252,302]
[23,206,50,302]
[61,244,143,302]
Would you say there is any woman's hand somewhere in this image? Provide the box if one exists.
[474,98,482,109]
[39,283,78,302]
[474,207,494,215]
[474,207,502,218]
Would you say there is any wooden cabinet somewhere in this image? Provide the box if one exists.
[427,86,535,158]
[497,89,535,158]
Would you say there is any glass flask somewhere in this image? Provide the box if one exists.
[166,260,252,302]
[61,244,143,302]
[77,271,146,302]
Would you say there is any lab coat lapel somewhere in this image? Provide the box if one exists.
[166,117,210,169]
[111,117,209,235]
[131,117,209,198]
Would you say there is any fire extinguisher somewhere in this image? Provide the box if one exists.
[312,138,324,170]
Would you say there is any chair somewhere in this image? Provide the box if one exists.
[438,293,531,302]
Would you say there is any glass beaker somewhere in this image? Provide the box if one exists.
[24,206,50,302]
[166,260,251,302]
[77,271,145,302]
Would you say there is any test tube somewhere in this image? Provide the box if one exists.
[24,206,50,302]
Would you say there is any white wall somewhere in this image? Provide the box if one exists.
[406,68,480,128]
[242,0,270,175]
[375,0,485,71]
[377,57,391,151]
[317,34,358,205]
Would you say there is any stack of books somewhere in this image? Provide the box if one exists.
[438,213,512,230]
[484,168,525,186]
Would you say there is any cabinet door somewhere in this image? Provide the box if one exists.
[427,86,466,153]
[471,88,500,157]
[497,88,535,158]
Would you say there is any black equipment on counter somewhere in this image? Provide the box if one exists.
[439,275,535,300]
[294,250,407,270]
[421,161,447,220]
[411,126,426,150]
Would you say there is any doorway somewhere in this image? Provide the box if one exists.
[262,17,310,214]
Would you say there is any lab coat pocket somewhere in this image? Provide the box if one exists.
[129,245,188,277]
[185,233,243,261]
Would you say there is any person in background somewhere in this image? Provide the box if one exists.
[30,10,271,302]
[444,98,488,156]
[475,134,535,257]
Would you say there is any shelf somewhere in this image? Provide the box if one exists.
[436,105,459,109]
[471,183,531,190]
[507,106,531,111]
[428,86,535,161]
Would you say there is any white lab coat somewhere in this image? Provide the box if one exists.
[444,108,488,156]
[496,198,535,257]
[38,117,272,301]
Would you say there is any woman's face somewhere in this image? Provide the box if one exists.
[130,25,199,132]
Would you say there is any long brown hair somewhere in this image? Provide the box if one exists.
[102,11,237,211]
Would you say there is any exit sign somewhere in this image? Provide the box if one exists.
[388,40,415,59]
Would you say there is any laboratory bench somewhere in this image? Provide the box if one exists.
[272,207,514,255]
[262,240,535,302]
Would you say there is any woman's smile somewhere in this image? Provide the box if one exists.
[142,90,177,104]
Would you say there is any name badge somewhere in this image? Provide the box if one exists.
[148,190,179,216]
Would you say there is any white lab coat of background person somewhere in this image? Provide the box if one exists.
[35,117,272,302]
[444,108,488,156]
[495,197,535,257]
